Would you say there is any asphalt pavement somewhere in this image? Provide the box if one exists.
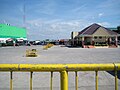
[0,45,120,90]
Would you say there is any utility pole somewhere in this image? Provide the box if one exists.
[23,0,26,29]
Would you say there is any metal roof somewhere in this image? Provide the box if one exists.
[79,23,118,36]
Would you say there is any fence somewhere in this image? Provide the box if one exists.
[0,63,120,90]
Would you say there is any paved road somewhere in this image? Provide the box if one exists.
[0,45,120,90]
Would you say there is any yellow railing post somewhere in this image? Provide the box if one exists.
[30,72,33,90]
[50,72,53,90]
[10,71,13,90]
[75,71,78,90]
[95,71,98,90]
[114,63,118,90]
[115,70,118,90]
[60,71,68,90]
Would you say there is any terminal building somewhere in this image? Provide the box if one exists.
[0,24,27,46]
[71,23,119,48]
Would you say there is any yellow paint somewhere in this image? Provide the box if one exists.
[10,71,12,90]
[60,71,68,90]
[115,70,118,90]
[30,72,33,90]
[50,72,53,90]
[43,44,54,50]
[114,63,118,90]
[0,63,120,90]
[26,49,37,57]
[0,64,120,71]
[95,71,98,90]
[75,71,78,90]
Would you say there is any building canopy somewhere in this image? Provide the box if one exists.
[0,24,27,39]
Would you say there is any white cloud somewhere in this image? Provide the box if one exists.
[34,0,56,15]
[26,19,114,40]
[71,4,86,12]
[98,13,103,17]
[97,22,111,27]
[26,19,92,40]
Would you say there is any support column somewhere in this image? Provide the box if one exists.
[92,37,95,46]
[78,37,81,46]
[115,36,118,47]
[105,36,108,45]
[108,37,112,46]
[82,37,84,48]
[72,39,74,46]
[77,38,79,46]
[60,71,68,90]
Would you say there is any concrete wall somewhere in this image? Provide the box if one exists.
[71,32,78,39]
[93,27,110,36]
[94,36,107,42]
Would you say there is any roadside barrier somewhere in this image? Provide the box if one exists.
[26,49,37,57]
[43,44,54,50]
[0,63,120,90]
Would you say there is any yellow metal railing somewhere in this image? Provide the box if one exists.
[0,63,120,90]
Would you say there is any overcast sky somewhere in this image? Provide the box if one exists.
[0,0,120,40]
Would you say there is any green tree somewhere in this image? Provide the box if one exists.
[117,26,120,30]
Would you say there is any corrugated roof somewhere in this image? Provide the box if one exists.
[79,23,118,35]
